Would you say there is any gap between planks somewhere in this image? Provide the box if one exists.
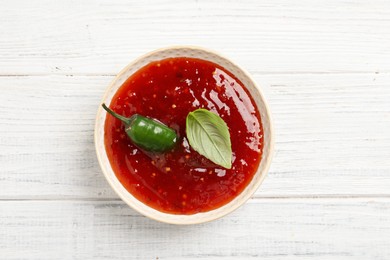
[1,194,390,202]
[0,71,388,77]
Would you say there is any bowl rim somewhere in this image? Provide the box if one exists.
[94,45,274,224]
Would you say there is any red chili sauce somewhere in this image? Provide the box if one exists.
[104,57,263,214]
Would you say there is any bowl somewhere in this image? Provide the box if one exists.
[95,46,274,224]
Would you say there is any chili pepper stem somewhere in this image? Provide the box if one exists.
[102,103,131,125]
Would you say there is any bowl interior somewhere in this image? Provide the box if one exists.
[95,46,274,224]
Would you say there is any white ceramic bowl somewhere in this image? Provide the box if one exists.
[95,46,274,224]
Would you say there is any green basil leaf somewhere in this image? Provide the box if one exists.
[186,109,232,169]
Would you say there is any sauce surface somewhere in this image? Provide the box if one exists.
[104,57,263,214]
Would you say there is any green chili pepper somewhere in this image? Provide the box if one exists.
[102,103,178,152]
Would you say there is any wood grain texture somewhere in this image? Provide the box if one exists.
[0,73,389,198]
[1,199,390,259]
[0,0,389,75]
[1,0,390,258]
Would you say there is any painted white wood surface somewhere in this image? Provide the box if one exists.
[0,0,389,75]
[1,0,390,259]
[1,199,390,260]
[1,73,389,199]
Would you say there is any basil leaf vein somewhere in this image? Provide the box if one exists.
[186,109,232,169]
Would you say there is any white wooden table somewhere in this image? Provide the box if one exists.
[1,0,390,259]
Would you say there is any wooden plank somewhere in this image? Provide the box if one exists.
[0,73,389,198]
[0,0,389,75]
[0,198,389,259]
